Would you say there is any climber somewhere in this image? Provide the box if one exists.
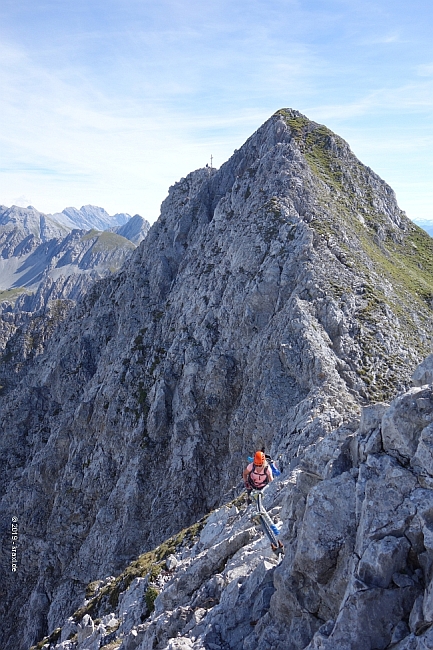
[243,451,283,555]
[243,450,273,494]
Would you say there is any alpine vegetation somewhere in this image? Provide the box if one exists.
[1,110,433,650]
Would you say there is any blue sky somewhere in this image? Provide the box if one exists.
[0,0,432,225]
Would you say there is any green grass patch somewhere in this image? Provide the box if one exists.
[0,287,31,303]
[69,514,209,625]
[81,230,135,252]
[81,228,102,240]
[276,111,310,139]
[93,232,135,252]
[357,224,433,315]
[276,108,433,399]
[280,111,433,317]
[145,586,159,613]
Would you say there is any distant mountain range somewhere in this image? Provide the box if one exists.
[0,203,150,311]
[415,219,433,237]
[51,204,131,232]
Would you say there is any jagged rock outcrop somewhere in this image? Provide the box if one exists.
[412,355,433,388]
[32,358,433,650]
[1,109,433,650]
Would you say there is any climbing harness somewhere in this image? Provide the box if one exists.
[247,464,270,490]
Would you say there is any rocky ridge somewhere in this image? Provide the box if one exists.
[30,355,433,650]
[0,204,71,242]
[1,109,433,650]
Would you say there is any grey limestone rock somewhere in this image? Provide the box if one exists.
[2,110,433,650]
[155,527,256,614]
[412,423,433,478]
[391,621,411,645]
[34,365,433,649]
[409,595,427,635]
[76,614,94,644]
[382,387,433,464]
[357,536,411,588]
[165,555,178,571]
[412,354,433,387]
[119,577,149,635]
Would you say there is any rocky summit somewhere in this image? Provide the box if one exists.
[1,109,433,650]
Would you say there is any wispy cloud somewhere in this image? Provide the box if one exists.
[0,0,432,221]
[361,32,402,45]
[417,63,433,77]
[11,194,33,208]
[307,78,433,122]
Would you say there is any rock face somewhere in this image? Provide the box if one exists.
[0,300,74,393]
[30,370,433,650]
[412,354,433,388]
[1,109,433,650]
